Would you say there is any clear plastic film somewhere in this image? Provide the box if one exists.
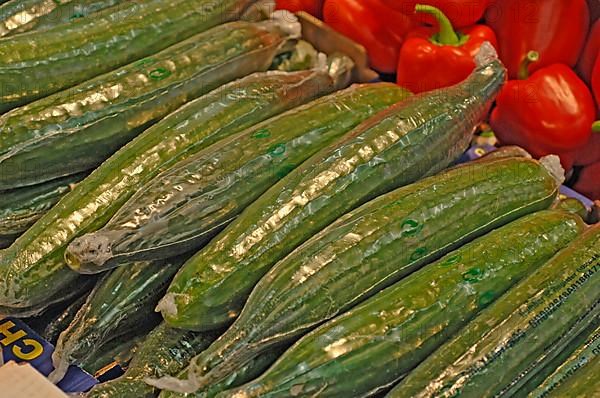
[0,16,298,190]
[0,39,352,314]
[49,258,183,383]
[66,54,355,274]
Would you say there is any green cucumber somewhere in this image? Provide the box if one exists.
[81,332,144,377]
[67,82,409,272]
[0,66,340,313]
[388,223,600,398]
[0,18,297,189]
[526,317,600,397]
[546,352,600,398]
[150,156,561,394]
[0,0,255,111]
[552,197,589,221]
[86,323,220,398]
[0,172,87,241]
[160,348,287,398]
[475,145,531,162]
[223,210,584,398]
[158,47,508,332]
[42,292,90,345]
[0,0,125,37]
[50,258,185,382]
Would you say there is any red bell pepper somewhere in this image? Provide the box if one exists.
[380,0,490,28]
[485,0,589,79]
[593,56,600,110]
[396,4,497,93]
[490,53,598,170]
[276,0,323,18]
[573,161,600,200]
[576,19,600,85]
[323,0,413,73]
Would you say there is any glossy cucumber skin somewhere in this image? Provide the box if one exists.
[388,223,600,398]
[478,145,531,161]
[176,157,560,392]
[0,68,335,312]
[0,0,255,111]
[223,210,585,398]
[81,332,144,376]
[551,197,589,221]
[86,323,220,398]
[0,172,87,240]
[526,317,600,398]
[71,83,410,272]
[41,291,89,345]
[51,258,184,381]
[160,348,287,398]
[0,0,124,37]
[162,58,507,331]
[0,19,291,189]
[546,352,600,398]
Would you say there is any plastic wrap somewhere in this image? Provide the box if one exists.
[86,323,219,398]
[0,172,87,244]
[0,17,298,190]
[48,258,184,383]
[66,55,358,273]
[389,224,600,398]
[0,0,125,38]
[0,60,348,315]
[223,210,584,397]
[0,0,256,111]
[156,48,505,335]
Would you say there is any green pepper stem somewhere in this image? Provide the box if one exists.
[415,4,460,45]
[518,51,539,80]
[593,121,600,133]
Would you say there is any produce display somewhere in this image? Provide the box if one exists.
[0,1,598,397]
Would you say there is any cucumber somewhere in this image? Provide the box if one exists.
[0,172,87,242]
[0,0,125,38]
[159,347,287,398]
[42,292,90,345]
[546,353,600,398]
[475,145,531,162]
[49,257,186,382]
[150,156,561,394]
[81,332,144,377]
[0,18,297,190]
[67,81,410,272]
[552,197,589,221]
[86,323,220,398]
[526,317,600,397]
[222,210,584,398]
[387,223,600,398]
[0,0,255,111]
[0,66,340,313]
[158,46,508,332]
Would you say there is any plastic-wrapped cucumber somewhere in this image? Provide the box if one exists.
[552,197,589,221]
[387,223,600,398]
[0,172,87,243]
[526,317,600,397]
[67,80,411,272]
[87,323,220,398]
[81,332,144,376]
[222,210,584,398]
[0,0,125,38]
[49,258,184,382]
[159,348,287,398]
[545,353,600,398]
[157,43,506,332]
[149,155,561,394]
[0,0,256,111]
[0,66,340,314]
[0,17,298,190]
[42,292,90,345]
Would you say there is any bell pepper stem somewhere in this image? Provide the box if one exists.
[415,4,460,45]
[593,121,600,133]
[518,51,540,80]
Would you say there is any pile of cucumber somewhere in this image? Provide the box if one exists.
[0,2,597,397]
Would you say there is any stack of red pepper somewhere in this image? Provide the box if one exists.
[276,0,599,199]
